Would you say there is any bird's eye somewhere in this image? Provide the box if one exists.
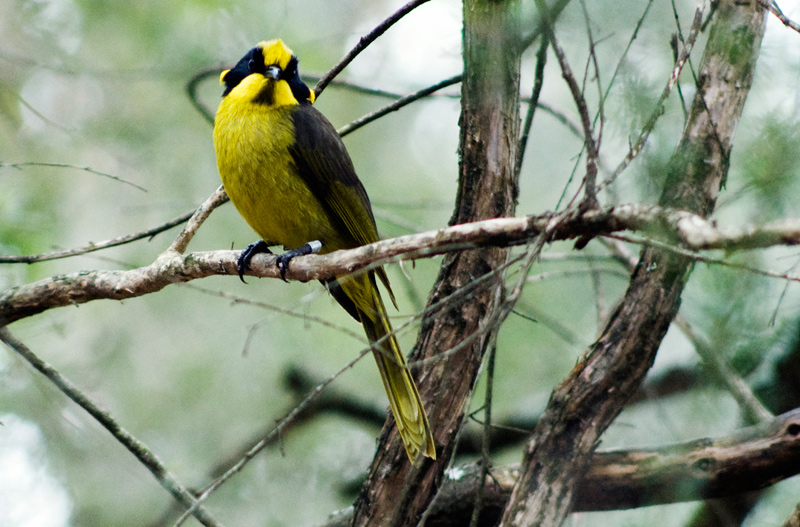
[247,59,256,71]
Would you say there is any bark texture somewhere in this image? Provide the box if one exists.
[349,1,522,525]
[498,2,768,526]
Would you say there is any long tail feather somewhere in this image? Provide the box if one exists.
[340,272,436,464]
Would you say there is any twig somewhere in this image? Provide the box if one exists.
[0,210,195,263]
[603,0,705,188]
[579,0,606,155]
[0,327,225,527]
[336,75,461,137]
[670,0,692,120]
[0,186,226,265]
[515,37,548,178]
[608,231,800,283]
[534,0,600,210]
[761,0,800,33]
[185,283,365,342]
[469,314,501,527]
[599,0,656,118]
[674,318,773,424]
[169,185,228,254]
[306,76,410,100]
[185,67,220,125]
[313,0,434,96]
[173,340,376,526]
[0,161,147,192]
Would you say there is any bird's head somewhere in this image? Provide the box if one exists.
[219,39,315,106]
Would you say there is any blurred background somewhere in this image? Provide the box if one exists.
[2,0,800,525]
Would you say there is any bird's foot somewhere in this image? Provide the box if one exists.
[237,240,272,283]
[276,240,322,282]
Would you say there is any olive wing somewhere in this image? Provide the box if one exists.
[288,103,396,306]
[288,104,379,249]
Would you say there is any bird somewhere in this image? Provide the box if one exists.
[213,39,436,464]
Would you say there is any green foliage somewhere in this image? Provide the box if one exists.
[739,115,800,220]
[2,0,800,526]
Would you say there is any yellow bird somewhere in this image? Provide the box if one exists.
[213,39,435,464]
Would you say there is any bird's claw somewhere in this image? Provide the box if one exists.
[237,240,321,283]
[275,240,322,282]
[237,240,272,283]
[276,253,292,282]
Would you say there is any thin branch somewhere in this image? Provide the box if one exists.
[519,0,573,51]
[609,232,800,283]
[675,318,773,424]
[306,76,411,100]
[469,338,496,527]
[169,185,228,254]
[186,283,365,342]
[579,0,605,154]
[0,210,195,264]
[669,0,692,121]
[336,75,462,137]
[515,37,548,178]
[599,0,656,118]
[761,0,800,33]
[535,0,600,210]
[0,186,227,265]
[0,162,148,192]
[173,339,377,526]
[603,0,705,188]
[185,67,219,125]
[0,327,225,527]
[313,0,434,96]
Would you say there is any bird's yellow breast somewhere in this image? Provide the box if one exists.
[214,97,339,251]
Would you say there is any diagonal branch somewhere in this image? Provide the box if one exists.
[313,0,434,96]
[604,0,705,188]
[0,328,225,527]
[323,407,800,526]
[499,1,768,526]
[534,0,600,210]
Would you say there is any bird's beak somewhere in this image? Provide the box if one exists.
[219,69,230,84]
[265,65,281,80]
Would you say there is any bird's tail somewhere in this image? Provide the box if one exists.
[339,272,436,465]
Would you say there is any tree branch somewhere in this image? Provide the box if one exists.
[534,0,600,209]
[351,0,523,524]
[313,0,434,96]
[603,0,704,189]
[0,328,225,527]
[6,203,800,326]
[323,407,800,526]
[499,1,768,525]
[0,210,195,264]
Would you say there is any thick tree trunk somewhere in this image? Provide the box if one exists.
[349,1,522,525]
[498,1,768,526]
